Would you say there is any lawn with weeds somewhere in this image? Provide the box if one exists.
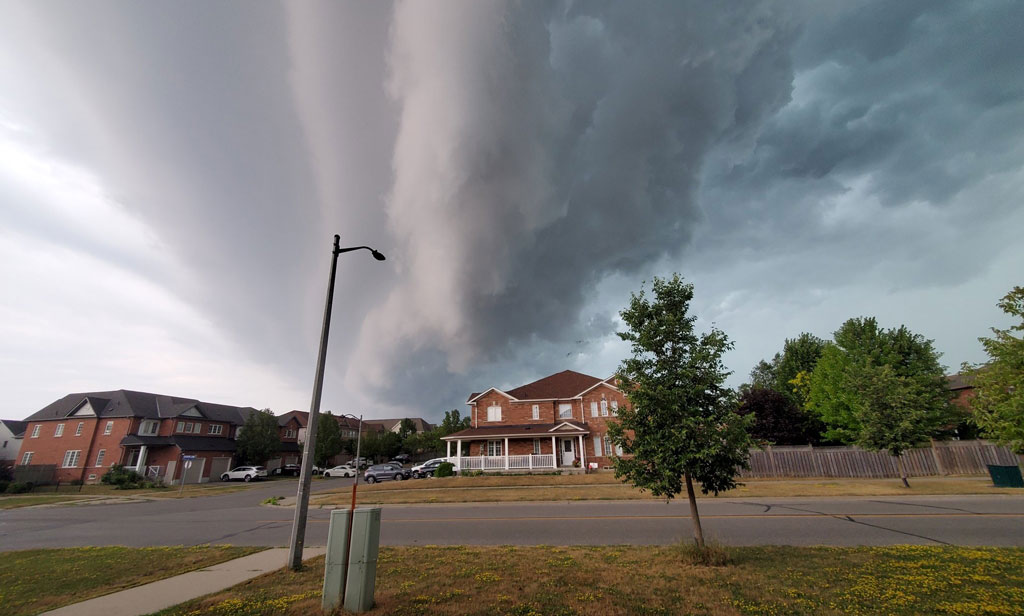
[0,545,263,616]
[311,475,1014,506]
[154,544,1024,616]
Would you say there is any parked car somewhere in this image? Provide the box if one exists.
[273,464,300,476]
[364,464,411,483]
[220,466,268,482]
[384,460,406,470]
[352,457,369,469]
[322,464,357,478]
[412,458,447,478]
[392,453,411,464]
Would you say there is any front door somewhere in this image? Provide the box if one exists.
[560,438,575,467]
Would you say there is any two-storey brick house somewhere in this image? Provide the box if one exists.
[18,390,259,484]
[442,370,627,472]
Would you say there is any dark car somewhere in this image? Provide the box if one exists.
[412,458,445,478]
[364,464,411,483]
[273,464,301,476]
[392,453,411,464]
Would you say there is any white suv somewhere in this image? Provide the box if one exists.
[220,466,268,482]
[322,464,357,478]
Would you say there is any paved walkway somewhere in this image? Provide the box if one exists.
[40,547,326,616]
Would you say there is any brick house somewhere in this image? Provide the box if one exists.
[442,370,628,472]
[17,390,260,484]
[273,411,383,467]
[1,419,26,463]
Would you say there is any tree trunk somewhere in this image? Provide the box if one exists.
[896,453,910,488]
[684,472,705,549]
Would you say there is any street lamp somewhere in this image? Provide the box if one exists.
[287,235,385,571]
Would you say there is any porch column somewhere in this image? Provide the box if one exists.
[446,440,451,459]
[504,437,509,470]
[551,436,557,468]
[135,445,148,473]
[456,439,462,470]
[579,434,586,469]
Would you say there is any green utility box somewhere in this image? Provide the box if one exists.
[987,464,1024,488]
[322,507,382,613]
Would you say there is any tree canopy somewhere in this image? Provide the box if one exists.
[440,409,471,435]
[314,412,344,468]
[607,274,752,549]
[965,286,1024,454]
[235,409,280,466]
[738,387,817,446]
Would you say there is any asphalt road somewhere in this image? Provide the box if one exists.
[2,479,1022,551]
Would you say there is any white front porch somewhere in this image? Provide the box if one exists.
[444,431,588,472]
[457,454,557,471]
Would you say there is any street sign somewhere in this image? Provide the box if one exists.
[182,455,196,460]
[184,461,192,469]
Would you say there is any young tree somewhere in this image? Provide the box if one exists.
[235,409,280,466]
[314,412,344,468]
[398,418,417,441]
[965,286,1024,454]
[607,275,753,549]
[807,318,952,484]
[775,333,825,409]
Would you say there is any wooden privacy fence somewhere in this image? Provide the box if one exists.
[740,440,1022,479]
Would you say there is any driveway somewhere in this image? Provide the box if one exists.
[2,481,1022,550]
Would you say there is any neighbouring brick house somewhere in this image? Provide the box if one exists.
[0,419,26,463]
[17,390,263,484]
[442,370,628,472]
[274,411,383,467]
[947,373,977,409]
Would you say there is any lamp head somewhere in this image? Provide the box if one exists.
[371,249,386,261]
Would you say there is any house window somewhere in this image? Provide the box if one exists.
[532,405,540,420]
[533,439,541,455]
[559,404,573,419]
[54,423,65,437]
[487,440,503,456]
[21,451,33,465]
[75,422,84,436]
[31,425,41,438]
[62,450,81,468]
[487,405,502,422]
[593,436,603,457]
[285,428,296,438]
[590,402,598,417]
[139,420,158,436]
[603,436,612,457]
[104,421,113,435]
[176,421,185,433]
[209,424,223,435]
[95,449,106,467]
[611,401,619,416]
[600,400,609,416]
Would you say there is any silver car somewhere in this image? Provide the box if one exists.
[364,464,410,483]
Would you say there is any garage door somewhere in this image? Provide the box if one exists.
[182,457,205,484]
[209,457,232,480]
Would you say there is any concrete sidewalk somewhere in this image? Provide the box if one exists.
[40,547,327,616]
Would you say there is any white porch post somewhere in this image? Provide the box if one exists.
[579,434,586,469]
[456,439,462,469]
[135,445,148,473]
[446,440,451,459]
[551,436,557,468]
[504,437,509,470]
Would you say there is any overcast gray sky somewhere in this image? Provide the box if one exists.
[1,1,1021,421]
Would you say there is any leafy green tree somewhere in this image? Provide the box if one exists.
[748,358,779,391]
[361,430,402,462]
[965,286,1024,454]
[607,274,753,549]
[398,418,417,440]
[775,333,826,409]
[235,409,280,466]
[808,318,951,446]
[314,412,344,468]
[440,409,471,435]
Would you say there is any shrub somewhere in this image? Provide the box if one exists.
[6,481,32,494]
[0,480,9,493]
[101,464,149,489]
[435,462,455,478]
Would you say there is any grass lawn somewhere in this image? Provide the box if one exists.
[311,474,1017,506]
[0,481,259,508]
[0,545,264,616]
[153,544,1024,616]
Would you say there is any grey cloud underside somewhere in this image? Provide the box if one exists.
[353,1,803,406]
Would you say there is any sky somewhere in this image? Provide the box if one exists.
[1,1,1022,422]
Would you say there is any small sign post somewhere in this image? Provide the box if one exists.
[179,455,196,495]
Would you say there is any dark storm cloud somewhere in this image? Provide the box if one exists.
[350,1,803,403]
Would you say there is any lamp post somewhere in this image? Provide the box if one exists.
[287,235,385,571]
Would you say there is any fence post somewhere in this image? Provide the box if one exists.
[766,446,778,478]
[929,438,947,475]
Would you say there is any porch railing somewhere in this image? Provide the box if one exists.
[451,454,556,471]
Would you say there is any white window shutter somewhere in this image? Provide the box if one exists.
[593,436,602,457]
